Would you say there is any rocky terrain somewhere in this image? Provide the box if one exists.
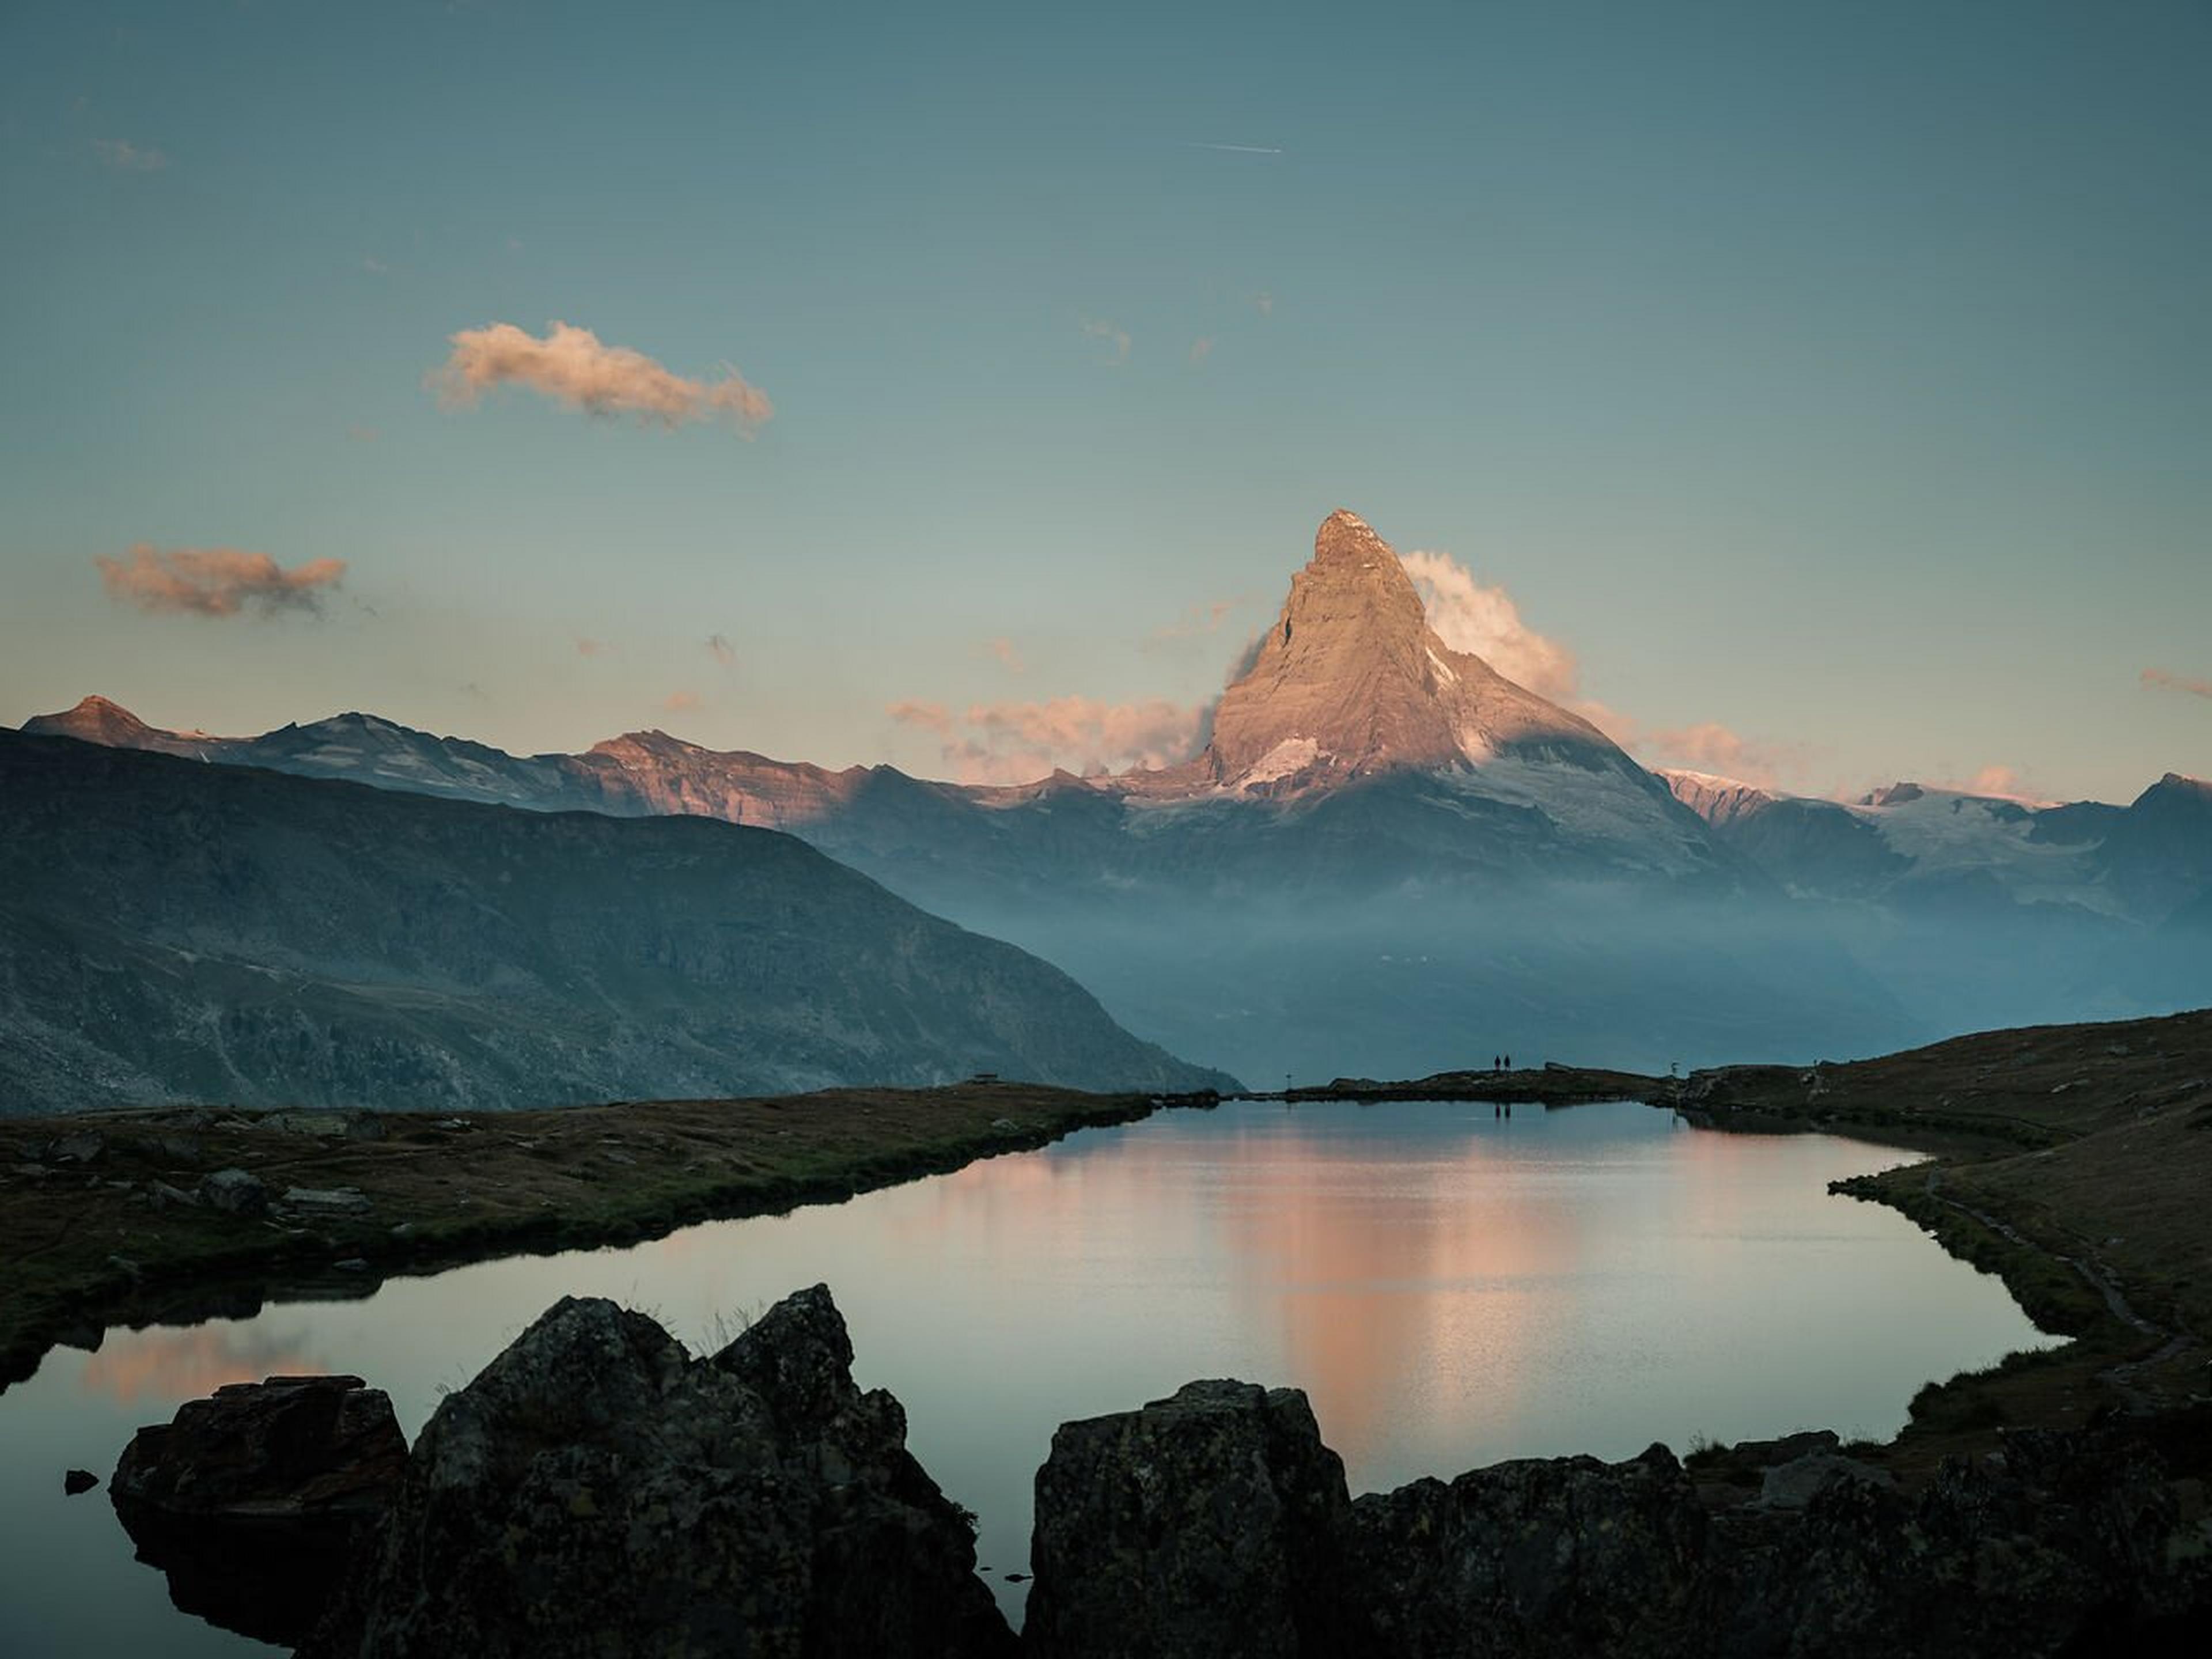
[106,1284,2212,1657]
[0,730,1233,1117]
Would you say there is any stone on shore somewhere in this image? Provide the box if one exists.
[307,1286,1013,1659]
[1023,1378,1353,1658]
[1342,1444,1711,1658]
[109,1373,407,1646]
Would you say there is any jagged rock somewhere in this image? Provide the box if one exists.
[1753,1450,1895,1510]
[63,1468,97,1496]
[110,1374,407,1646]
[1025,1389,2212,1659]
[198,1166,268,1215]
[1343,1444,1711,1658]
[1024,1379,1353,1658]
[308,1287,1012,1659]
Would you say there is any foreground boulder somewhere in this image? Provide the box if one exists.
[306,1286,1013,1659]
[1343,1444,1712,1657]
[1024,1380,1353,1657]
[110,1373,407,1646]
[1024,1384,2212,1658]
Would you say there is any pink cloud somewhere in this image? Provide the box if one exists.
[2143,666,2212,701]
[575,636,612,657]
[981,637,1027,674]
[1399,550,1581,706]
[892,695,1205,784]
[662,690,702,713]
[1634,722,1809,791]
[1188,336,1214,365]
[96,544,346,618]
[886,699,953,737]
[432,321,771,433]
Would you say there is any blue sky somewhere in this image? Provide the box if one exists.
[3,0,2207,802]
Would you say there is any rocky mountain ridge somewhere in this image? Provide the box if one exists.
[0,730,1232,1113]
[23,509,2207,1079]
[1659,767,2212,923]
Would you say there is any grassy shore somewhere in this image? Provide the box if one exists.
[1660,1009,2212,1486]
[0,1082,1204,1387]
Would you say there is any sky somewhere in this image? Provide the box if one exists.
[2,0,2207,805]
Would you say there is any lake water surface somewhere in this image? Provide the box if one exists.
[0,1100,2057,1654]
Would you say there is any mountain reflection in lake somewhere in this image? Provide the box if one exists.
[0,1100,2057,1655]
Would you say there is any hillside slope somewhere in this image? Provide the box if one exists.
[0,733,1233,1113]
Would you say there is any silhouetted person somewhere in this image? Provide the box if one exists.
[1504,1054,1512,1070]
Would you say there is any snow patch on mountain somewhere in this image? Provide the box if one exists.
[1237,736,1323,790]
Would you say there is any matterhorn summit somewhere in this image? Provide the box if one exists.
[1196,510,1636,794]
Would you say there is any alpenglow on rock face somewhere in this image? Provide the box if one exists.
[1199,509,1623,791]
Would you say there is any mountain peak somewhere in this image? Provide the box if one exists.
[1312,507,1388,562]
[23,695,224,756]
[1195,509,1623,793]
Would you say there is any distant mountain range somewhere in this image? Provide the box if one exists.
[0,513,1978,1080]
[20,509,2209,1083]
[1660,769,2212,923]
[0,731,1233,1115]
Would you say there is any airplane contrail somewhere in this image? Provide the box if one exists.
[1187,142,1283,154]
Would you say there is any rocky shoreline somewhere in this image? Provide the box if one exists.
[112,1284,2212,1657]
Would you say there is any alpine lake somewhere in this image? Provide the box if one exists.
[0,1096,2057,1655]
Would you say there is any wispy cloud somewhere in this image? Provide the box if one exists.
[1188,336,1214,365]
[2143,666,2212,701]
[574,636,611,658]
[1187,142,1283,156]
[1636,722,1810,791]
[431,320,772,433]
[706,633,737,666]
[96,544,345,618]
[1400,550,1581,706]
[1403,548,1817,790]
[1079,316,1131,364]
[980,637,1027,674]
[892,695,1205,785]
[662,690,702,713]
[94,138,167,172]
[1252,291,1274,317]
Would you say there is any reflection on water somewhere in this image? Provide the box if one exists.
[0,1101,2058,1656]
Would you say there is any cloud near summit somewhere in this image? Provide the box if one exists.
[1403,548,1810,790]
[1400,550,1581,706]
[432,321,772,433]
[96,544,346,618]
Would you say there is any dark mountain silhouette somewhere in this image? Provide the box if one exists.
[0,732,1234,1115]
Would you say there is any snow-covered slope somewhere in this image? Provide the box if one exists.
[1658,770,2205,922]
